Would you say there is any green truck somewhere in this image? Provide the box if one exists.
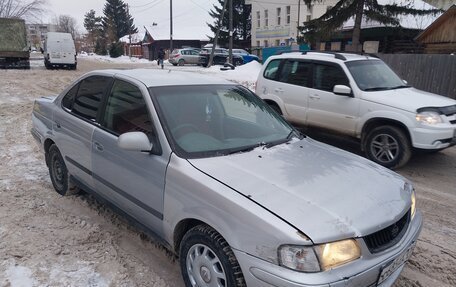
[0,17,30,69]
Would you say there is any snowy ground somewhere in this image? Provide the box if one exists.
[0,54,455,286]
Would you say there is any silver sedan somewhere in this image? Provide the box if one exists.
[31,69,422,287]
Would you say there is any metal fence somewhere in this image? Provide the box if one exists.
[379,54,456,99]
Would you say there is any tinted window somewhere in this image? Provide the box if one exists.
[278,60,311,87]
[62,83,79,110]
[313,64,349,92]
[264,59,281,80]
[102,80,153,138]
[72,76,111,121]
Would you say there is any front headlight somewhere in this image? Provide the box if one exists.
[404,182,416,219]
[416,111,442,125]
[278,239,361,272]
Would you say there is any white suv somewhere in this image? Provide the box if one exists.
[256,51,456,168]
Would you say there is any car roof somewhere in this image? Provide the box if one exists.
[267,51,379,63]
[87,69,235,87]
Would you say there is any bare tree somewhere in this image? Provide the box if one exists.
[54,14,78,39]
[0,0,47,21]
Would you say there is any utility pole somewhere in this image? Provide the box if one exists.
[229,0,233,64]
[170,0,173,53]
[297,0,301,44]
[209,0,228,67]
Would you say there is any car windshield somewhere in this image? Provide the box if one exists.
[346,60,409,91]
[150,85,299,158]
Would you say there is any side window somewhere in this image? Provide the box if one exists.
[264,59,281,80]
[102,80,154,138]
[278,60,311,87]
[72,76,111,121]
[313,64,349,92]
[62,83,79,110]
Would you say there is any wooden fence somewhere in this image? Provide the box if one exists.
[379,54,456,99]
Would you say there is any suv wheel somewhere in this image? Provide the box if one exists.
[364,126,411,169]
[180,225,246,287]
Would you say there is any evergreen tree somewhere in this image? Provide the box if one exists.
[207,0,251,47]
[102,0,138,43]
[301,0,440,51]
[84,9,103,47]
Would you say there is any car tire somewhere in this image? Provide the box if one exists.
[172,63,178,66]
[364,126,411,169]
[178,59,185,66]
[234,58,243,66]
[268,103,282,115]
[48,144,79,196]
[180,225,246,287]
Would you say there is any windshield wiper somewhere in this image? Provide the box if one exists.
[364,87,390,91]
[265,130,298,148]
[388,85,411,90]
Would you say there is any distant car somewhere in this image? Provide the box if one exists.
[169,48,201,66]
[44,32,77,70]
[199,48,244,67]
[256,51,456,168]
[32,69,421,287]
[232,49,259,63]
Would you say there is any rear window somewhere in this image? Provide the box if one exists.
[71,76,111,121]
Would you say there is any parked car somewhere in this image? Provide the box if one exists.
[256,51,456,168]
[43,32,77,70]
[199,48,244,67]
[169,48,201,66]
[32,69,421,287]
[232,48,260,63]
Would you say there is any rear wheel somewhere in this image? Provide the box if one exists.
[178,59,185,66]
[180,225,246,287]
[48,144,79,196]
[364,126,411,169]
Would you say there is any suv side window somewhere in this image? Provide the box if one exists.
[264,59,281,80]
[278,60,311,87]
[101,80,154,138]
[313,63,349,92]
[72,76,111,121]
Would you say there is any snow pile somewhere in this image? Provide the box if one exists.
[80,53,150,64]
[199,61,262,91]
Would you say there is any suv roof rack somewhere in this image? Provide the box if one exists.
[274,50,306,56]
[301,50,379,61]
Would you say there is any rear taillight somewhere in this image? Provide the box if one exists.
[174,54,180,58]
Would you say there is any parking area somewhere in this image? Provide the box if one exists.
[0,56,455,286]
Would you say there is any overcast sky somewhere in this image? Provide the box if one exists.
[46,0,219,39]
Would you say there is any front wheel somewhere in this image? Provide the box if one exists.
[180,225,246,287]
[364,126,411,169]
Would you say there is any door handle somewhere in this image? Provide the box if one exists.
[94,142,104,151]
[274,88,284,93]
[309,95,320,100]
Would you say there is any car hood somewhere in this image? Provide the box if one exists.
[188,138,411,243]
[361,87,456,113]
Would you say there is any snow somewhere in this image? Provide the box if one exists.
[5,265,37,287]
[79,54,151,64]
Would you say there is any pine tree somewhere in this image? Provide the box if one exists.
[301,0,440,52]
[83,9,103,48]
[207,0,251,47]
[102,0,138,43]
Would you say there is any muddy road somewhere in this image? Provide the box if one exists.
[0,56,455,286]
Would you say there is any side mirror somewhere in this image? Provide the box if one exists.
[118,132,153,152]
[403,79,408,85]
[333,85,352,96]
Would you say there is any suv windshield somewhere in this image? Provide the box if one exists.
[150,85,298,158]
[346,60,409,91]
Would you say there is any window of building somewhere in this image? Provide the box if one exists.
[264,40,269,47]
[256,11,260,27]
[286,6,291,24]
[264,10,268,27]
[256,40,261,47]
[275,39,280,46]
[277,7,281,25]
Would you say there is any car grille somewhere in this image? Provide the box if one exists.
[364,210,410,254]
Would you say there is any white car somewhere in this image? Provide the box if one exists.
[256,51,456,168]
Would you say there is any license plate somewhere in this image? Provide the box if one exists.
[377,242,416,285]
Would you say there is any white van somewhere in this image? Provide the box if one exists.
[44,32,77,69]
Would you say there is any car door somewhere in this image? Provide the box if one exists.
[54,75,112,189]
[263,59,311,125]
[189,49,200,64]
[91,78,169,233]
[306,62,360,135]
